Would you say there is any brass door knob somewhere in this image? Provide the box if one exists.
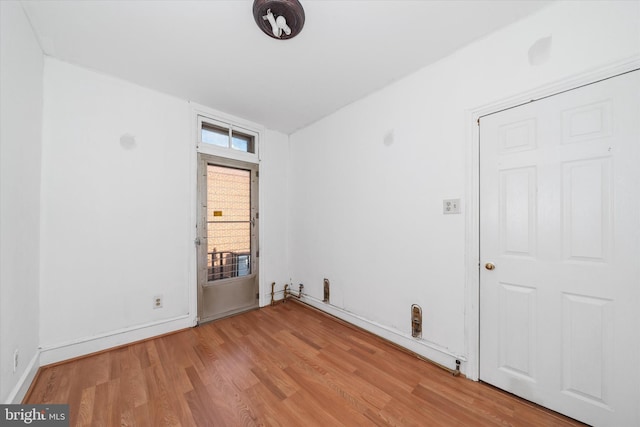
[485,263,496,270]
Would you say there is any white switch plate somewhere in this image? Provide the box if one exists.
[443,199,461,214]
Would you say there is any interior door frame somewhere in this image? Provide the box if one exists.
[463,55,640,381]
[196,153,260,323]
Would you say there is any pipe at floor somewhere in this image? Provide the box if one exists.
[284,283,304,301]
[270,282,276,306]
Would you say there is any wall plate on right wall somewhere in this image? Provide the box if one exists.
[443,199,461,214]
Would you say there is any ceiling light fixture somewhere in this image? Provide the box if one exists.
[253,0,305,40]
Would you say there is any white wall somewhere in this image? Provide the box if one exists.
[0,1,44,403]
[39,58,291,364]
[39,59,192,362]
[288,1,640,371]
[259,130,291,303]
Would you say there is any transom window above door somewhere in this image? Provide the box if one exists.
[197,115,260,162]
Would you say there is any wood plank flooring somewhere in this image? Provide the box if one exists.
[25,301,586,426]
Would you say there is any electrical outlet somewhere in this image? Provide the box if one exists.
[13,349,18,373]
[153,295,163,309]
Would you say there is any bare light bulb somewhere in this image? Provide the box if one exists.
[276,15,291,36]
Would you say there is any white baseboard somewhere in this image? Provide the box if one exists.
[297,295,467,374]
[4,350,40,404]
[39,315,195,366]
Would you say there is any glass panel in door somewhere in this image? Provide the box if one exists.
[207,165,251,281]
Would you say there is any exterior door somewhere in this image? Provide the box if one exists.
[479,70,640,426]
[197,154,259,323]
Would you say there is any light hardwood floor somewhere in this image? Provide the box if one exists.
[25,301,586,426]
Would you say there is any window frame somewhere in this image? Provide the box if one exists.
[196,115,260,163]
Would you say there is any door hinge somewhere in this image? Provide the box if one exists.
[256,171,259,178]
[256,292,259,300]
[256,212,259,219]
[256,250,260,257]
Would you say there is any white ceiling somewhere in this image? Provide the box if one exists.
[22,0,553,134]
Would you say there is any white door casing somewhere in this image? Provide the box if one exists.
[479,71,640,426]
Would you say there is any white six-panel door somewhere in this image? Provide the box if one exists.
[479,71,640,426]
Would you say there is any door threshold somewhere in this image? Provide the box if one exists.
[197,305,260,326]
